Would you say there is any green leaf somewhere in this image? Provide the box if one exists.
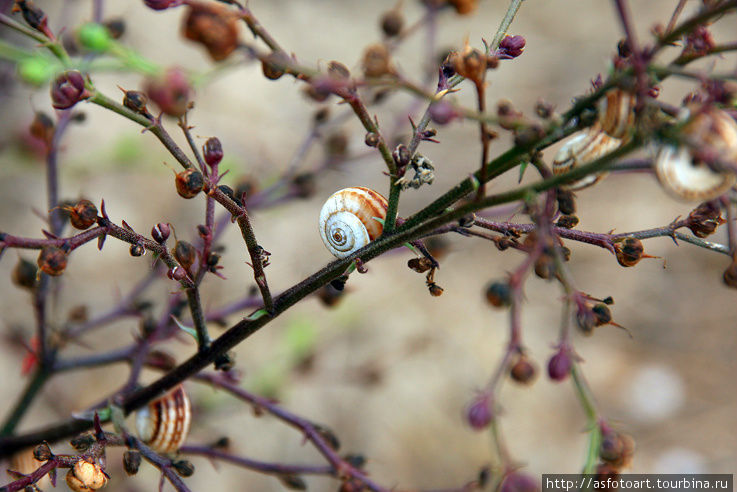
[246,308,269,321]
[171,315,198,341]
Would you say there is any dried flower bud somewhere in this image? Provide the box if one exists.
[592,303,612,327]
[466,394,493,430]
[37,247,67,276]
[500,472,539,492]
[13,0,52,37]
[292,173,316,199]
[510,356,537,385]
[547,347,572,382]
[122,450,141,476]
[66,460,108,492]
[429,100,458,125]
[214,351,235,371]
[452,44,486,85]
[485,281,511,307]
[32,443,53,462]
[614,237,643,267]
[556,189,576,215]
[317,283,345,307]
[534,254,555,279]
[392,143,411,168]
[261,52,289,80]
[362,43,394,78]
[175,169,204,199]
[496,35,526,59]
[51,70,89,110]
[123,90,149,115]
[365,132,380,147]
[144,67,191,117]
[380,8,403,37]
[279,474,308,490]
[599,430,635,469]
[203,137,223,167]
[183,2,239,61]
[70,433,95,452]
[12,258,37,290]
[723,260,737,289]
[173,240,196,270]
[152,223,171,243]
[144,0,181,10]
[69,199,98,230]
[408,257,434,273]
[687,201,723,238]
[576,306,597,335]
[556,214,579,229]
[29,111,55,146]
[130,243,145,257]
[103,18,125,39]
[448,0,478,15]
[172,459,195,477]
[428,282,444,297]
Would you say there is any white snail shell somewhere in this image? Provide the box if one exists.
[319,187,388,258]
[552,129,621,190]
[654,107,737,201]
[597,88,636,140]
[136,384,191,454]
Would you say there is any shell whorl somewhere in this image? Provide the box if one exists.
[597,88,636,140]
[552,129,621,190]
[136,384,191,454]
[654,107,737,201]
[319,187,388,259]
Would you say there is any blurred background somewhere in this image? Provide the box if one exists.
[1,0,736,490]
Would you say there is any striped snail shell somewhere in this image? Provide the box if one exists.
[654,107,737,201]
[319,187,388,258]
[552,129,621,190]
[136,384,191,454]
[597,88,636,140]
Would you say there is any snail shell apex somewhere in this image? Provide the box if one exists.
[319,187,388,259]
[654,107,737,201]
[136,384,191,454]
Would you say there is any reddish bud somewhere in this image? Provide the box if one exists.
[203,137,223,167]
[497,35,526,59]
[510,356,537,385]
[51,70,89,110]
[152,223,171,243]
[144,67,192,117]
[547,347,572,382]
[167,265,187,281]
[144,0,181,10]
[501,472,539,492]
[466,394,493,430]
[429,101,458,125]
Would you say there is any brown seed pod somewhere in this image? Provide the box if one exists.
[175,168,204,199]
[614,237,644,267]
[68,199,98,230]
[37,246,67,276]
[654,107,737,201]
[66,459,108,492]
[136,384,192,454]
[173,240,196,270]
[182,1,239,61]
[319,187,388,259]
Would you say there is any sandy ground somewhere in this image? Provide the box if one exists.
[1,1,736,490]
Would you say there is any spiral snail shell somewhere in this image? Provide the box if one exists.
[136,384,191,454]
[319,187,388,258]
[654,107,737,201]
[552,88,635,190]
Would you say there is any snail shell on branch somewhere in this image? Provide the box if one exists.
[597,88,636,140]
[136,384,191,454]
[319,187,388,258]
[552,129,621,190]
[655,107,737,201]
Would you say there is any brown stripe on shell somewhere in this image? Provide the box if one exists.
[598,89,635,140]
[342,187,388,240]
[137,384,191,454]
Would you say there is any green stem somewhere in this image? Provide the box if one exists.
[571,362,601,474]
